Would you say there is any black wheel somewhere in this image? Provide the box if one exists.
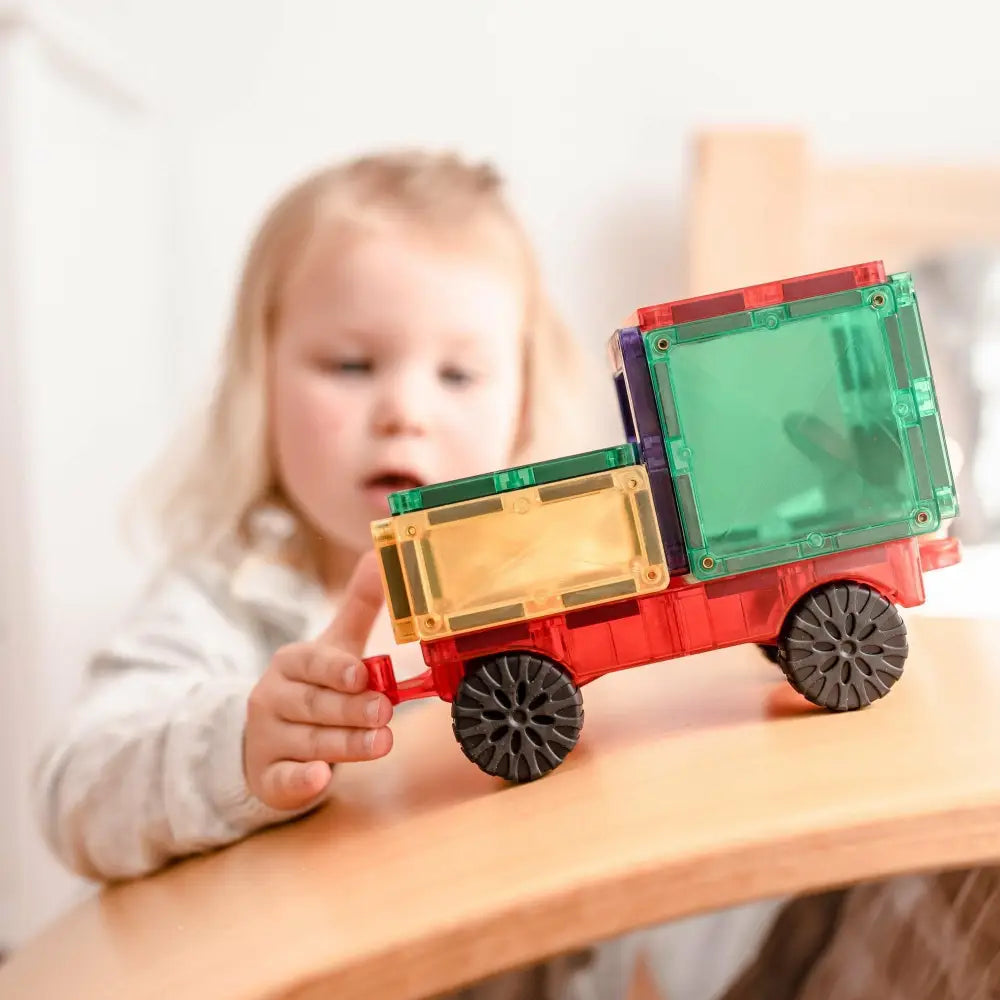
[451,652,584,783]
[778,581,908,711]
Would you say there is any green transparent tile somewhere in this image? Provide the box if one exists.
[646,273,959,580]
[387,443,639,515]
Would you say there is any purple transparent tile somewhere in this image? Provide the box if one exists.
[613,371,637,445]
[617,327,689,574]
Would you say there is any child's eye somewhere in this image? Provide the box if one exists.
[440,365,477,387]
[321,358,373,376]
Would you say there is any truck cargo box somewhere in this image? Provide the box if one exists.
[371,465,669,644]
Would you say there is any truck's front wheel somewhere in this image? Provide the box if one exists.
[451,653,584,783]
[778,581,908,711]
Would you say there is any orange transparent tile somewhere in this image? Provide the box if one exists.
[371,466,670,644]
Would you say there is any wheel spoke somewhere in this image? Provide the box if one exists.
[857,659,892,694]
[523,656,549,705]
[541,692,581,715]
[850,582,873,617]
[487,740,509,774]
[858,593,891,632]
[498,654,518,691]
[875,658,905,678]
[452,717,494,740]
[481,659,502,691]
[836,678,853,711]
[544,727,578,750]
[534,739,562,768]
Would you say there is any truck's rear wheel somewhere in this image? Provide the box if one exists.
[452,652,583,783]
[778,581,908,711]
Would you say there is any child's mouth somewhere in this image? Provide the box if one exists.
[362,472,425,512]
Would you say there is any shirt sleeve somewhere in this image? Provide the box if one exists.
[31,563,326,882]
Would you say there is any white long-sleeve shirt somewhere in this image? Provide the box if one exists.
[31,544,350,881]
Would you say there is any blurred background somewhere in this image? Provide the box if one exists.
[3,0,1000,952]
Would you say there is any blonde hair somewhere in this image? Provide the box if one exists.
[134,150,604,577]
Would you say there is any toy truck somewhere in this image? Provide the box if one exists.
[362,261,961,783]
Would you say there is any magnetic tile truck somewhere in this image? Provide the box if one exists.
[362,261,961,783]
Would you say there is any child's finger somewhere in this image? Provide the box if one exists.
[279,645,368,693]
[281,720,393,763]
[319,550,385,658]
[274,680,392,729]
[258,760,332,811]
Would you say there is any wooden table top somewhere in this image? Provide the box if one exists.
[3,614,1000,1000]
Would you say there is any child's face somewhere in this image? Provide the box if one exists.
[270,224,526,567]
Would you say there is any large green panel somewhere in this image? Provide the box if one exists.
[646,273,959,580]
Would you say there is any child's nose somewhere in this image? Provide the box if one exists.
[373,379,428,436]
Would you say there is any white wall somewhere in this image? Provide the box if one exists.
[47,0,1000,404]
[0,0,172,946]
[4,0,1000,946]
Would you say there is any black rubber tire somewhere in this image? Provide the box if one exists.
[451,652,584,782]
[778,581,908,711]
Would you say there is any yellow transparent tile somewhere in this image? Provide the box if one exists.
[371,466,669,643]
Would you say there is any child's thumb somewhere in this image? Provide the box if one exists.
[320,549,385,657]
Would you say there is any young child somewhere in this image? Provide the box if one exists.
[32,150,603,882]
[32,149,782,1000]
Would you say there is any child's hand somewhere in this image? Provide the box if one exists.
[243,551,393,811]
